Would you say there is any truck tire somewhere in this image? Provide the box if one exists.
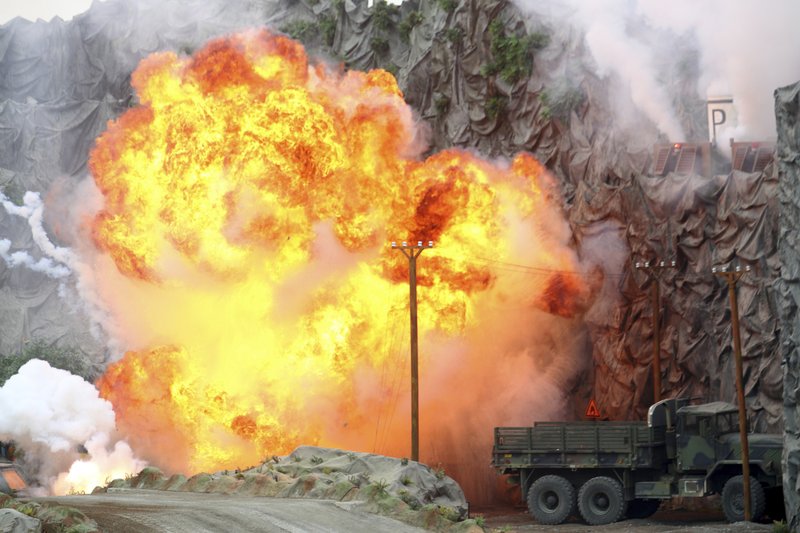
[527,475,575,525]
[577,476,627,525]
[625,498,660,519]
[721,475,766,522]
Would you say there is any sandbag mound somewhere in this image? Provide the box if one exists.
[103,446,469,521]
[258,446,467,516]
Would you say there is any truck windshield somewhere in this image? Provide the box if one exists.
[716,413,738,434]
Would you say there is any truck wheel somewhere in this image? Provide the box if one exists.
[577,476,626,525]
[527,475,575,525]
[625,498,660,519]
[721,475,766,522]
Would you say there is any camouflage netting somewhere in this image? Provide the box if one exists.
[101,446,469,521]
[0,0,790,505]
[776,81,800,530]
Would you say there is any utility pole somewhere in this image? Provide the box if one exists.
[635,260,676,403]
[713,263,753,521]
[391,239,433,462]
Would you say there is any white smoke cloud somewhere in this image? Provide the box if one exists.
[0,359,145,494]
[515,0,800,140]
[635,0,800,139]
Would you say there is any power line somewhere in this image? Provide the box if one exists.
[469,255,627,278]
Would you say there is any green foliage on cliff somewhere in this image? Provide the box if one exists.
[485,95,507,120]
[280,20,319,42]
[481,19,549,84]
[372,0,399,31]
[0,341,92,386]
[399,11,424,42]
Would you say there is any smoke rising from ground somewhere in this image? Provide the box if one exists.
[0,359,145,494]
[516,0,800,140]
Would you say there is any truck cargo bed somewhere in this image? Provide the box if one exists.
[493,421,666,470]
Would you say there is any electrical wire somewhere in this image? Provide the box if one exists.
[470,255,627,278]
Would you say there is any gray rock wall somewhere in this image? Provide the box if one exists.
[777,81,800,530]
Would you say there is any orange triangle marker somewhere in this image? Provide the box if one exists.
[585,399,601,418]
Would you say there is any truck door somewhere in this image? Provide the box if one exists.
[676,414,716,472]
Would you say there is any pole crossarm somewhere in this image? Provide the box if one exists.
[713,263,752,521]
[634,259,676,403]
[391,239,433,462]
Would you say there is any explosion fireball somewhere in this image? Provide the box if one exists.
[89,29,592,490]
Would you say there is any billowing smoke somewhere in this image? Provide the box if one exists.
[515,0,800,140]
[0,359,145,495]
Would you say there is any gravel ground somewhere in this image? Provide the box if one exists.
[475,506,776,533]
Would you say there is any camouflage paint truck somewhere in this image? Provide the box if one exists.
[491,398,783,525]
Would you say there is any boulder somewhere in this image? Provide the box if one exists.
[0,509,41,533]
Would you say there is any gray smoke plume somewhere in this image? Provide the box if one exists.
[515,0,800,140]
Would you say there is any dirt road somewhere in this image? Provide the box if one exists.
[35,489,427,532]
[33,490,780,532]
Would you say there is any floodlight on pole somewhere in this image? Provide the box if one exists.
[391,239,433,462]
[635,258,677,403]
[714,262,754,521]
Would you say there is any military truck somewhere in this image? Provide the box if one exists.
[491,398,783,525]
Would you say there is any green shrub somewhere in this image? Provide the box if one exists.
[399,11,424,42]
[383,63,399,78]
[0,341,93,386]
[369,479,390,499]
[0,182,25,204]
[437,0,457,13]
[280,20,318,42]
[15,502,39,517]
[485,96,507,120]
[320,15,337,47]
[445,26,464,45]
[482,20,549,84]
[434,94,450,115]
[773,521,790,533]
[371,37,390,56]
[398,489,420,510]
[372,0,398,31]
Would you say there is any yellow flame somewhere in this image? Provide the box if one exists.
[91,29,592,480]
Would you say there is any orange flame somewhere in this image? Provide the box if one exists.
[91,29,592,486]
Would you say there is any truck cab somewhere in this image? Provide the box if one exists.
[674,402,782,479]
[675,402,740,471]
